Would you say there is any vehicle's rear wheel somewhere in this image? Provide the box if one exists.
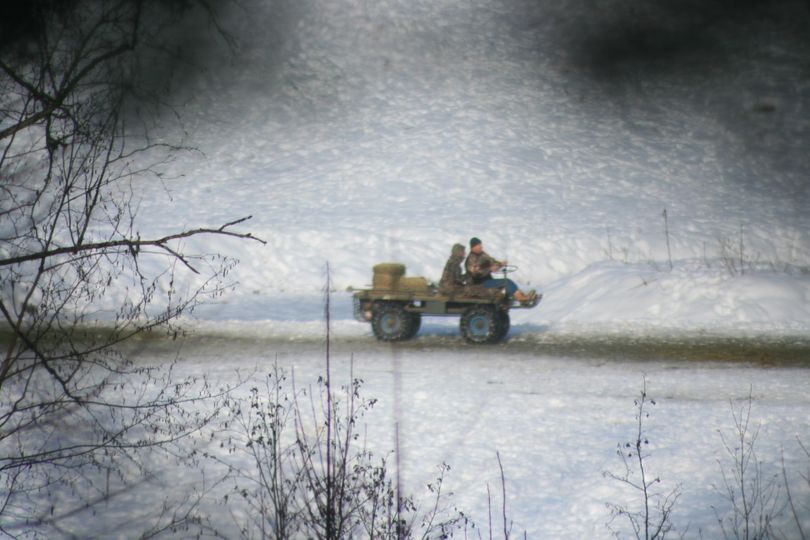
[404,313,422,339]
[371,302,417,341]
[460,305,499,344]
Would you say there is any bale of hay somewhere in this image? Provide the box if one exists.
[372,263,406,290]
[373,273,400,290]
[398,276,429,292]
[373,263,406,276]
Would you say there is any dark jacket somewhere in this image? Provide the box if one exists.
[439,244,466,292]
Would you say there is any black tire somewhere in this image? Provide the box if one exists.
[460,305,499,344]
[404,313,422,339]
[371,302,416,341]
[494,311,510,342]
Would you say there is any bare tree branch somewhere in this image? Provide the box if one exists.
[0,215,265,268]
[0,1,258,536]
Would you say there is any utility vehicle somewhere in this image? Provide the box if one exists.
[352,263,540,344]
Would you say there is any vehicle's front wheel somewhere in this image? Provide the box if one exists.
[371,302,417,341]
[494,311,510,342]
[460,306,499,344]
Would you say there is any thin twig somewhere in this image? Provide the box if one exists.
[497,451,509,540]
[0,216,266,268]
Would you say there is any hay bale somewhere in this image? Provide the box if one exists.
[398,276,429,292]
[373,263,406,276]
[372,263,406,290]
[372,273,400,290]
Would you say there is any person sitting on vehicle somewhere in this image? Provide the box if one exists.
[439,243,466,293]
[465,237,537,305]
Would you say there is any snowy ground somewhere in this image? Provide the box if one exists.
[41,0,810,537]
[57,337,810,539]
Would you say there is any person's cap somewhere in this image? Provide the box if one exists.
[469,237,482,247]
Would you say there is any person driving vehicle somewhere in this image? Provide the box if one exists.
[465,237,537,306]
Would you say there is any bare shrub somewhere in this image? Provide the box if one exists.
[713,393,781,540]
[717,224,759,276]
[216,363,467,539]
[605,378,681,540]
[780,438,810,539]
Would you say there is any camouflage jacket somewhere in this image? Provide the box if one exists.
[465,251,497,285]
[439,245,466,291]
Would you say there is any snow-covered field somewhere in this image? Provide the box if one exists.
[82,0,810,537]
[130,0,810,339]
[54,336,808,539]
